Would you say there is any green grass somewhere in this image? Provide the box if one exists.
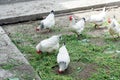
[1,63,14,70]
[11,34,120,79]
[1,58,23,70]
[5,22,120,80]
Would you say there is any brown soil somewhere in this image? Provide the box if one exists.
[52,62,98,80]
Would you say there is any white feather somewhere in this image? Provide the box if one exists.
[36,35,60,53]
[69,17,85,35]
[37,11,55,30]
[109,18,120,36]
[87,7,106,25]
[57,44,70,71]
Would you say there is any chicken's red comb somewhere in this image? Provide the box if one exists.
[69,16,73,21]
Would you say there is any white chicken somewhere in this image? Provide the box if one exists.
[36,34,61,54]
[108,16,120,38]
[69,16,86,39]
[86,7,106,28]
[36,10,55,32]
[57,43,70,73]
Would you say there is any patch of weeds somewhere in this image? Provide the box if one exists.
[89,68,110,80]
[18,45,35,54]
[12,38,25,44]
[76,67,82,73]
[1,63,14,70]
[89,68,120,80]
[1,58,24,70]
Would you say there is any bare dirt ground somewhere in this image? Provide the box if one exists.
[2,7,120,80]
[3,7,120,45]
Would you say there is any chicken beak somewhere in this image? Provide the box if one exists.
[36,50,41,54]
[36,27,40,31]
[58,70,64,74]
[108,18,111,23]
[69,16,73,21]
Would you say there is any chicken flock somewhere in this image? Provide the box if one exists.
[35,8,120,74]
